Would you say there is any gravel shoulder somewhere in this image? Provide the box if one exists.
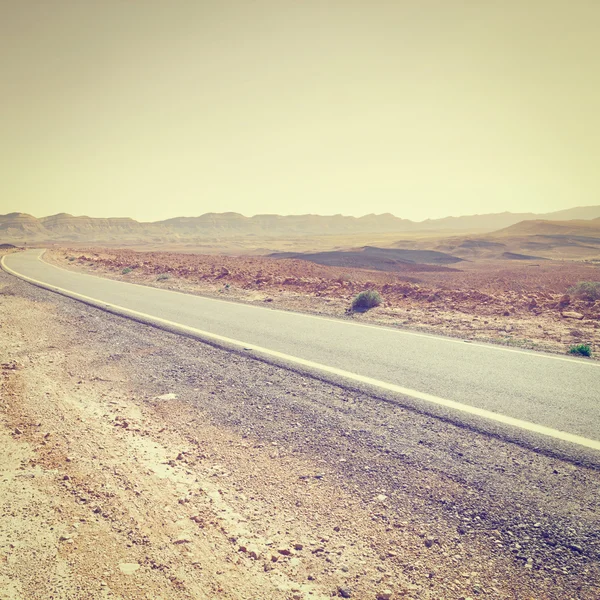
[0,263,599,599]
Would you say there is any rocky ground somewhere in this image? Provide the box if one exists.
[0,257,599,599]
[46,248,600,358]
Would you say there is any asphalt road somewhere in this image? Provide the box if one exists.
[3,249,600,452]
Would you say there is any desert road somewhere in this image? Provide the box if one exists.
[3,249,600,454]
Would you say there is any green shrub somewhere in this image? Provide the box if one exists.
[568,344,592,357]
[122,267,133,275]
[351,289,382,311]
[567,281,600,301]
[157,273,170,281]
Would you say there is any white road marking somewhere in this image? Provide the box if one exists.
[33,250,600,367]
[3,252,600,451]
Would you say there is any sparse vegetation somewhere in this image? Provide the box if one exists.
[156,273,170,281]
[567,281,600,301]
[568,344,592,357]
[351,289,382,311]
[122,267,133,275]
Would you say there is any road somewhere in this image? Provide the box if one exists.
[3,249,599,454]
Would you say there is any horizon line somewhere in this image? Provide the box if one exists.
[2,202,598,225]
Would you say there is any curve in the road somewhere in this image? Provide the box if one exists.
[3,249,599,453]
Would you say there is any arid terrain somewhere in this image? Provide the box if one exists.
[1,257,599,600]
[2,212,600,599]
[45,244,600,358]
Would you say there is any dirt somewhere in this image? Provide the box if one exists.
[1,257,599,599]
[46,248,600,357]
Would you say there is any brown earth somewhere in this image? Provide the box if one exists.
[46,248,600,357]
[1,258,599,600]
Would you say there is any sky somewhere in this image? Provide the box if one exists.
[1,0,598,222]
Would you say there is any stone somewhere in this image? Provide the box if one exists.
[377,591,393,600]
[338,587,352,598]
[118,563,140,575]
[558,294,571,307]
[424,536,436,548]
[562,311,584,320]
[155,393,178,400]
[173,535,192,544]
[239,542,260,559]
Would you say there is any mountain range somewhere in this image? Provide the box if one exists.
[1,205,600,243]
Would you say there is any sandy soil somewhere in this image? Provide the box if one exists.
[46,248,600,358]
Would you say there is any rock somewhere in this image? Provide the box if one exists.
[338,587,352,598]
[14,427,22,435]
[559,294,571,307]
[239,542,260,559]
[377,591,393,600]
[155,393,177,400]
[424,536,436,548]
[376,494,388,502]
[277,546,292,556]
[118,563,140,575]
[562,311,584,320]
[173,535,192,544]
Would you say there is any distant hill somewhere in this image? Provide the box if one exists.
[270,246,463,273]
[428,218,600,261]
[1,206,600,244]
[415,206,600,231]
[490,218,600,238]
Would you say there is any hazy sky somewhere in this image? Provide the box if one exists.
[1,1,598,222]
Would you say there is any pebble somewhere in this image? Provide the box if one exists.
[155,393,178,400]
[173,535,192,544]
[118,563,140,575]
